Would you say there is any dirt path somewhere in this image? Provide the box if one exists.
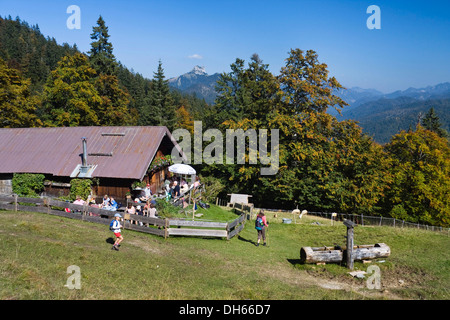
[261,261,404,300]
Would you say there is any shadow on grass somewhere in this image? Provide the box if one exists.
[287,258,303,267]
[105,237,115,245]
[237,235,257,246]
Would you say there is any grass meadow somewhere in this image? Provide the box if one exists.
[0,206,449,300]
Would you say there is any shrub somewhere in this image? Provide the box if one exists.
[12,173,45,197]
[131,181,146,189]
[70,179,92,201]
[389,204,408,221]
[154,198,180,218]
[199,175,225,203]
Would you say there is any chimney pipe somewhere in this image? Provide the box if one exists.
[82,137,87,167]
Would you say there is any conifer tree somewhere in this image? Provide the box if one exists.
[214,54,279,127]
[87,17,135,125]
[88,16,118,76]
[421,107,448,139]
[145,60,176,130]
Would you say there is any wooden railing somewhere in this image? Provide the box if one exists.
[233,202,255,220]
[0,195,246,240]
[125,197,246,239]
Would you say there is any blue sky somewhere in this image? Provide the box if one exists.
[1,0,449,93]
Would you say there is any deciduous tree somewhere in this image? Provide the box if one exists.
[41,53,101,126]
[384,126,450,227]
[209,49,390,214]
[0,57,42,127]
[95,73,134,126]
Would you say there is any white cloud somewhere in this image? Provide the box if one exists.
[188,54,203,59]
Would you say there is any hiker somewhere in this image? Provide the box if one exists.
[111,213,124,251]
[255,210,269,246]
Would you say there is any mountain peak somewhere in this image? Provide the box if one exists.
[190,65,207,75]
[168,66,221,104]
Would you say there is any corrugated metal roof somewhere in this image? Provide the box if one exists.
[0,126,178,180]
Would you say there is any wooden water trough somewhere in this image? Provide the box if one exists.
[300,243,390,265]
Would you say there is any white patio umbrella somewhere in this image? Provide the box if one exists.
[168,163,196,175]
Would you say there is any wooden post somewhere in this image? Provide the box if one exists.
[46,197,51,214]
[344,219,356,270]
[331,212,337,226]
[13,194,18,212]
[164,218,169,239]
[124,213,131,230]
[347,227,354,269]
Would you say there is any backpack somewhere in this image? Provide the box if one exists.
[199,201,210,209]
[109,219,115,231]
[255,216,264,230]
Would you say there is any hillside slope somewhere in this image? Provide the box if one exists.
[1,209,448,300]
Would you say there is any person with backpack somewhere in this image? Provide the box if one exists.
[110,213,124,251]
[255,210,269,247]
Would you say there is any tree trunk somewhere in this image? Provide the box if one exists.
[300,243,390,264]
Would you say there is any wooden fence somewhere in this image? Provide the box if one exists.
[0,195,246,240]
[231,202,254,219]
[306,210,450,235]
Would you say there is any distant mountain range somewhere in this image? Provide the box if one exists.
[168,66,220,104]
[333,82,450,113]
[169,67,449,144]
[334,83,450,143]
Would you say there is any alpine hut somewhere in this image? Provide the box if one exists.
[0,126,185,203]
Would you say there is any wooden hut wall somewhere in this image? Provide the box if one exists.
[95,178,134,204]
[0,174,13,195]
